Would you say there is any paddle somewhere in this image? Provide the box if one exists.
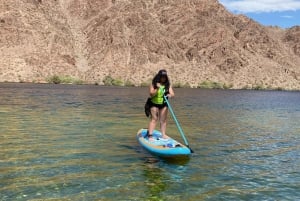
[163,94,194,153]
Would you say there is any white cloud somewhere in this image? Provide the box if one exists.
[220,0,300,13]
[281,15,293,18]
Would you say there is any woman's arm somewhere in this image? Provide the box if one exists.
[149,84,158,97]
[167,86,175,98]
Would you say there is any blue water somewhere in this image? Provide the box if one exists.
[0,83,299,200]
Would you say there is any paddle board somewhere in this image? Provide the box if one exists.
[136,128,191,158]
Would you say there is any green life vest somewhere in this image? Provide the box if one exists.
[151,85,165,104]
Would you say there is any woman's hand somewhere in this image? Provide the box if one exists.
[149,84,158,97]
[166,94,172,98]
[168,86,175,98]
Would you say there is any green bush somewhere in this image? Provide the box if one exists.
[125,80,135,87]
[103,76,114,86]
[103,75,124,86]
[112,78,124,86]
[275,87,283,91]
[47,75,83,84]
[198,81,221,89]
[173,82,191,88]
[223,83,234,89]
[252,84,265,90]
[198,80,233,89]
[72,79,84,85]
[140,82,150,87]
[48,75,61,84]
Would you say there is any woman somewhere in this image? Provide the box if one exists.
[147,69,175,140]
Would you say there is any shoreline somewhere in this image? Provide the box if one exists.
[1,81,299,92]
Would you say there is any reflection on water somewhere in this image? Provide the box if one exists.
[0,83,299,200]
[143,163,169,200]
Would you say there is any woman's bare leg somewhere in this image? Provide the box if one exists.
[148,107,159,137]
[159,106,169,138]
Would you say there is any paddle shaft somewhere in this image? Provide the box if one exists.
[164,95,193,152]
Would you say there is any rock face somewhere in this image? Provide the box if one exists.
[0,0,299,89]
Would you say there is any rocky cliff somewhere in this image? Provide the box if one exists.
[0,0,299,89]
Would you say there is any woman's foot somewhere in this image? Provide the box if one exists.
[161,135,170,139]
[146,131,154,141]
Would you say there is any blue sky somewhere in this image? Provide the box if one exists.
[219,0,300,28]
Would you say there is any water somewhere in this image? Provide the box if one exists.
[0,83,299,201]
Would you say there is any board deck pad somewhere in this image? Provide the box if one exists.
[139,129,181,147]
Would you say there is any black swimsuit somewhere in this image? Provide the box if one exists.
[150,100,168,109]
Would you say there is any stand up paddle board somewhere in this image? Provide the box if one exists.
[137,128,191,158]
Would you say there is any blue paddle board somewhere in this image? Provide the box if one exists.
[137,128,191,158]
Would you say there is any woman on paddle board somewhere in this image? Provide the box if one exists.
[147,69,174,140]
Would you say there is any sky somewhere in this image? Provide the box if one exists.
[219,0,300,28]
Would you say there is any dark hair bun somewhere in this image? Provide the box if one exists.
[158,69,167,76]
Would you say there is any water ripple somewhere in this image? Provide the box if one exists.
[0,84,299,200]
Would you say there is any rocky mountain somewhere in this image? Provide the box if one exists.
[0,0,299,89]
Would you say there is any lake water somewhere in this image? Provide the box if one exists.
[0,83,299,201]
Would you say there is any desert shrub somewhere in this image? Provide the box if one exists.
[72,78,84,85]
[103,76,114,86]
[223,83,233,89]
[47,75,83,84]
[173,82,191,88]
[125,80,135,87]
[48,75,61,84]
[112,78,124,86]
[140,82,150,87]
[198,81,222,89]
[252,84,265,90]
[103,75,124,86]
[275,87,283,91]
[140,78,153,87]
[198,80,233,89]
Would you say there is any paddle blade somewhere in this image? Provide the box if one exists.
[188,146,194,153]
